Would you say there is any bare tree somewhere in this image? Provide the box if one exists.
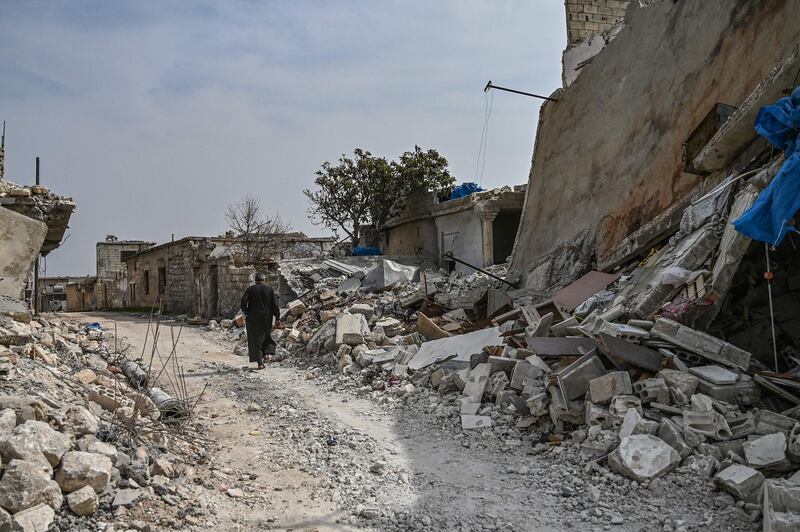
[225,195,292,266]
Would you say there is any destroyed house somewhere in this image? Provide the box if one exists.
[506,0,800,370]
[125,233,335,318]
[380,185,526,273]
[94,236,155,310]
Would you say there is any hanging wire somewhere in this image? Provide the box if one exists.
[475,89,494,185]
[764,242,779,372]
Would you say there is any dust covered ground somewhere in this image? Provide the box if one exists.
[75,312,757,532]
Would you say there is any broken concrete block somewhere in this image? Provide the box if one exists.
[608,435,680,482]
[510,359,544,391]
[460,400,480,415]
[408,326,503,370]
[348,303,374,320]
[763,478,800,530]
[608,395,642,419]
[335,313,370,346]
[658,418,692,459]
[651,318,750,371]
[619,409,657,438]
[55,451,113,493]
[659,369,700,406]
[526,392,549,418]
[548,385,584,426]
[66,485,99,516]
[487,356,517,376]
[589,371,632,405]
[585,401,613,429]
[690,393,714,413]
[697,375,761,406]
[462,363,492,403]
[689,365,739,385]
[0,459,62,513]
[601,333,663,372]
[598,322,650,341]
[715,464,765,502]
[755,410,797,437]
[633,377,670,404]
[461,415,492,430]
[558,353,606,400]
[744,432,789,469]
[683,410,733,441]
[374,317,402,337]
[287,299,307,316]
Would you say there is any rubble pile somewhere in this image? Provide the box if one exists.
[205,160,800,529]
[0,313,209,531]
[0,178,76,255]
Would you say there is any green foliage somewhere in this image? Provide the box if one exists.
[304,146,455,247]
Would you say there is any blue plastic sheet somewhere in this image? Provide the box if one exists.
[85,322,103,331]
[353,246,382,256]
[449,182,484,200]
[733,86,800,245]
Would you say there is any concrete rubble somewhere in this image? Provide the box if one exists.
[0,312,209,530]
[202,208,800,529]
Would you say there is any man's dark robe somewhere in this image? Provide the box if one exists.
[240,283,280,364]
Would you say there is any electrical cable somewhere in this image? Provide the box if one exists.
[475,89,494,185]
[479,90,494,186]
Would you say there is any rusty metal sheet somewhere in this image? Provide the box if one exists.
[600,333,663,372]
[552,271,620,312]
[527,337,599,356]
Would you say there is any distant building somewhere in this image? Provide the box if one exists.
[94,235,155,309]
[125,233,334,318]
[380,185,526,273]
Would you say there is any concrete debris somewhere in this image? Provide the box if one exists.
[744,432,789,470]
[689,365,739,385]
[588,371,632,404]
[608,435,680,482]
[715,464,765,503]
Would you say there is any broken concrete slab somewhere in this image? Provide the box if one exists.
[755,410,798,436]
[658,418,692,459]
[689,365,739,385]
[619,409,658,438]
[0,207,48,299]
[763,478,800,531]
[558,353,606,400]
[608,435,680,482]
[744,432,789,469]
[608,395,642,419]
[633,378,670,404]
[510,359,545,390]
[335,313,370,346]
[658,368,699,406]
[461,415,492,430]
[715,464,765,502]
[588,371,633,405]
[525,312,554,341]
[600,333,663,372]
[552,270,620,312]
[651,318,750,371]
[408,327,503,370]
[347,303,373,320]
[697,376,761,406]
[525,337,598,357]
[462,363,492,403]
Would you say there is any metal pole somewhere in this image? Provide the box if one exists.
[765,243,779,372]
[33,157,40,315]
[484,81,558,103]
[443,251,518,288]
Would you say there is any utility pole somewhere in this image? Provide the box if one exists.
[0,121,5,181]
[33,157,40,315]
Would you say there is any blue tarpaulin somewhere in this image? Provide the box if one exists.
[85,322,103,331]
[353,246,382,256]
[449,182,484,200]
[733,86,800,245]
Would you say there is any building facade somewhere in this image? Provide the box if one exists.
[380,186,526,273]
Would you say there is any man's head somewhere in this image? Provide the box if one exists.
[255,273,266,284]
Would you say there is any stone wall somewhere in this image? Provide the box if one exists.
[510,0,800,292]
[96,241,153,280]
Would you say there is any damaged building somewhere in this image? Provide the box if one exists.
[125,233,335,318]
[507,0,800,371]
[0,160,75,317]
[380,185,526,272]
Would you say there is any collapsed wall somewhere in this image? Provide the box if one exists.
[509,0,800,292]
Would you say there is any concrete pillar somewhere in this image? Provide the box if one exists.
[479,209,500,267]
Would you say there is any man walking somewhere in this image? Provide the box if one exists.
[240,272,280,370]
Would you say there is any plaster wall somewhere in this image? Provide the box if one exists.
[510,0,800,291]
[0,207,47,299]
[435,210,484,274]
[382,219,438,264]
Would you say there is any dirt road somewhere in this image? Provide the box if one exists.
[71,312,755,532]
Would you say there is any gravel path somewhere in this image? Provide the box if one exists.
[73,312,758,531]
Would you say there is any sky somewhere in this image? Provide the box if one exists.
[0,1,566,276]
